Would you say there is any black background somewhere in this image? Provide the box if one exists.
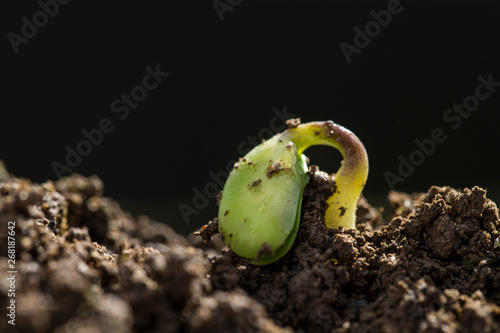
[2,1,500,235]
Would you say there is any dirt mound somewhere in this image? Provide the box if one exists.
[208,168,500,333]
[0,161,286,333]
[1,160,499,332]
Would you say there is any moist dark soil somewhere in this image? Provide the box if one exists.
[1,160,499,333]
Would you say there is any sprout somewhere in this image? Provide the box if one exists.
[218,119,368,264]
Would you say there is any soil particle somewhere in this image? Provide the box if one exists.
[250,179,263,188]
[285,118,301,129]
[187,290,293,333]
[194,217,219,243]
[216,190,223,206]
[267,162,290,179]
[255,242,275,262]
[387,191,425,219]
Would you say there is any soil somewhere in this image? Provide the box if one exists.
[1,159,499,333]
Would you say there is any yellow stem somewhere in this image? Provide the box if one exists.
[279,121,368,229]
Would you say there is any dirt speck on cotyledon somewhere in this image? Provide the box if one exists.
[267,162,291,179]
[1,158,499,333]
[250,179,263,188]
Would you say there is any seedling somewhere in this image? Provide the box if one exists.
[218,120,368,264]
